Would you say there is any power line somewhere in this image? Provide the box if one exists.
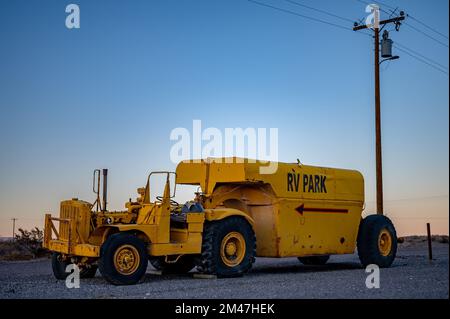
[368,0,397,11]
[353,0,404,37]
[364,2,450,43]
[283,0,355,24]
[395,42,448,71]
[353,1,449,69]
[366,194,449,203]
[359,3,450,48]
[355,0,449,46]
[395,46,449,75]
[407,14,449,40]
[354,0,393,15]
[247,0,358,34]
[249,0,448,75]
[247,0,372,39]
[403,22,449,48]
[387,7,399,19]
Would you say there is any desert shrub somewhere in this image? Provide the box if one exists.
[433,235,449,244]
[13,227,48,258]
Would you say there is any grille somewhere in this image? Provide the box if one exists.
[59,203,80,242]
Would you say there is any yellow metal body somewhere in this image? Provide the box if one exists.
[176,158,364,257]
[43,157,364,261]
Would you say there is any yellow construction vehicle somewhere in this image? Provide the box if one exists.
[43,158,397,285]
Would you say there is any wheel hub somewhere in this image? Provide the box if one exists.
[113,245,140,275]
[225,242,237,256]
[220,232,246,267]
[378,229,392,256]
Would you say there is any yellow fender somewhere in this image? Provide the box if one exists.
[204,208,255,227]
[102,224,156,243]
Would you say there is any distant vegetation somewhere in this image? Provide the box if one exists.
[398,235,449,244]
[0,227,49,261]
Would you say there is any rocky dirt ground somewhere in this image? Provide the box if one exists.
[0,239,447,299]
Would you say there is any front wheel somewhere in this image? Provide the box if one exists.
[197,216,256,277]
[98,233,148,285]
[51,253,98,279]
[357,214,397,268]
[51,252,70,280]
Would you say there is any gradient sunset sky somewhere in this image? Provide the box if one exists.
[0,0,448,237]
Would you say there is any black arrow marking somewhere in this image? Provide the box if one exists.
[295,204,348,215]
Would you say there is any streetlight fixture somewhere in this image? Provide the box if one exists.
[380,55,400,64]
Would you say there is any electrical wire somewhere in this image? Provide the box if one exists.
[283,0,373,37]
[407,14,449,40]
[394,46,449,75]
[283,0,355,24]
[353,0,401,35]
[403,22,449,48]
[354,0,393,15]
[355,0,449,48]
[387,7,398,19]
[247,0,350,31]
[367,0,397,11]
[395,42,448,71]
[359,1,449,46]
[248,0,448,75]
[247,0,372,38]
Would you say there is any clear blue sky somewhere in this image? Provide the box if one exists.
[0,0,448,236]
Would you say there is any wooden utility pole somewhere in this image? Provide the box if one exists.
[11,218,18,241]
[427,223,433,261]
[374,25,383,215]
[353,10,405,215]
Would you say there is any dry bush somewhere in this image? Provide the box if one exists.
[398,235,449,245]
[0,227,49,261]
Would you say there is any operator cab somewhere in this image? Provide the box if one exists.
[136,171,204,228]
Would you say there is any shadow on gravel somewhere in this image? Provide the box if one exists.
[76,259,410,286]
[71,273,194,286]
[144,262,365,283]
[142,273,193,282]
[250,262,363,275]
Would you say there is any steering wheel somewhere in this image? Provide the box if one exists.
[156,196,179,206]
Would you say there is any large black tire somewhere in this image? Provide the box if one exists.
[298,255,330,265]
[98,233,148,285]
[197,216,256,278]
[149,255,196,274]
[51,252,71,280]
[357,214,397,268]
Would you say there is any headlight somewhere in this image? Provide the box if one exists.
[106,217,114,224]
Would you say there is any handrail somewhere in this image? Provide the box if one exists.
[146,171,177,199]
[49,217,70,223]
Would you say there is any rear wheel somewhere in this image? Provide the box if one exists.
[52,253,98,279]
[149,255,196,274]
[357,215,397,268]
[98,233,148,285]
[80,265,98,278]
[197,216,256,277]
[298,255,330,265]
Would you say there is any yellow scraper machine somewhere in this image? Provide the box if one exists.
[43,158,397,285]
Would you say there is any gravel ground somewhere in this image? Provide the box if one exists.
[0,242,447,299]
